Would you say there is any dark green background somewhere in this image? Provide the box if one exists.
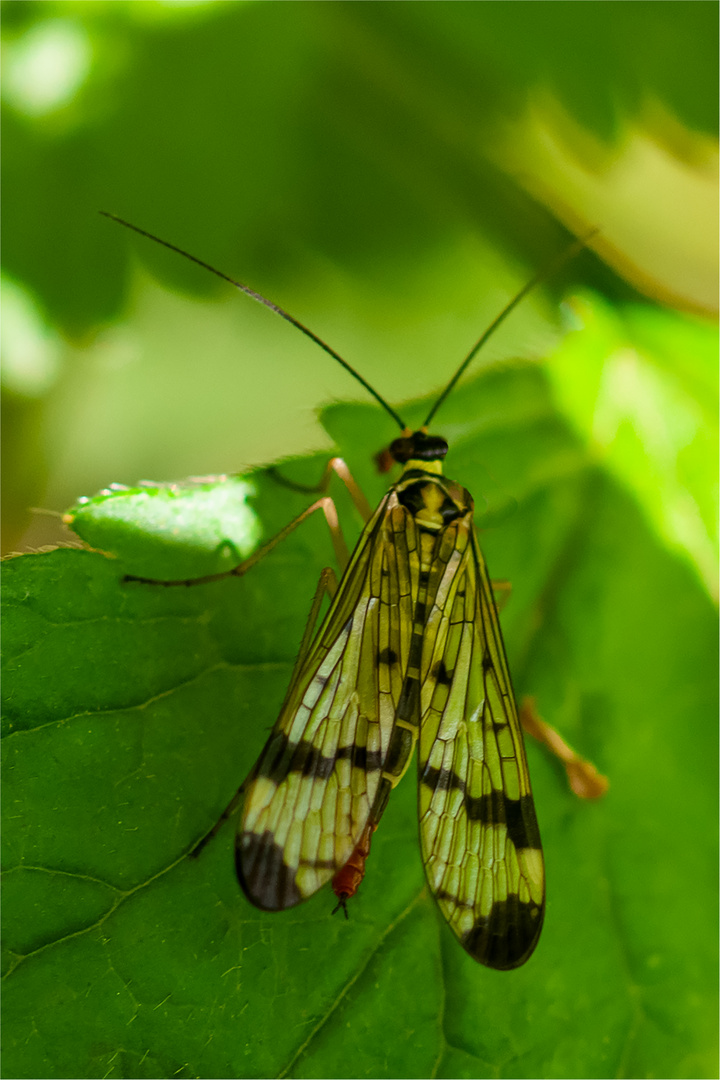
[2,2,718,1078]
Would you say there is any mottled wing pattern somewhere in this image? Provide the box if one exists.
[237,492,415,910]
[418,522,545,969]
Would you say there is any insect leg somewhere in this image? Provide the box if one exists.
[268,457,374,523]
[520,697,609,799]
[293,566,339,671]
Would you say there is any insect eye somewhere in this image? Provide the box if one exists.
[422,435,448,460]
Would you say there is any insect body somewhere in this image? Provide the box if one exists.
[104,212,588,968]
[237,429,543,968]
[331,822,376,916]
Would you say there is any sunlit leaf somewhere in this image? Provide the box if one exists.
[3,367,716,1079]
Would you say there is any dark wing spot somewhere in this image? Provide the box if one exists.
[464,793,542,851]
[504,794,542,851]
[236,831,303,911]
[396,674,421,724]
[408,630,424,669]
[292,740,335,780]
[257,731,295,784]
[258,733,377,783]
[337,743,384,771]
[432,659,453,686]
[420,764,465,794]
[384,725,415,778]
[377,647,398,666]
[464,789,503,824]
[462,897,544,970]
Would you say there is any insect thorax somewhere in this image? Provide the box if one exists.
[394,467,474,529]
[387,428,473,528]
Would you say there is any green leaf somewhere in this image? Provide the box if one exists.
[3,360,717,1079]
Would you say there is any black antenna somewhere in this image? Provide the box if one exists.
[100,211,407,431]
[422,231,597,428]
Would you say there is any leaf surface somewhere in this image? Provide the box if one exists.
[3,363,717,1079]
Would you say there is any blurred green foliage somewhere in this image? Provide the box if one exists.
[2,2,718,1078]
[2,0,717,549]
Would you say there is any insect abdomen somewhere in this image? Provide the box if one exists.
[332,822,376,915]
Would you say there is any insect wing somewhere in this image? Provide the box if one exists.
[237,493,412,910]
[418,525,544,969]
